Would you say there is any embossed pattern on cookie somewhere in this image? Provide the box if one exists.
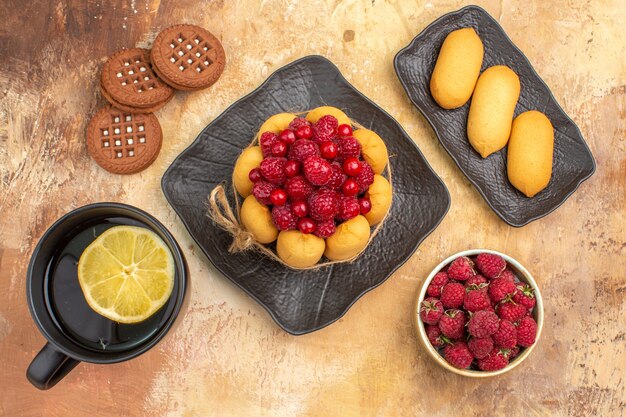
[151,24,226,91]
[101,48,174,111]
[86,106,162,174]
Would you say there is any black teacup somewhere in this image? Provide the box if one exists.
[26,203,188,390]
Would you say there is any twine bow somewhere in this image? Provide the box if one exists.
[208,186,255,253]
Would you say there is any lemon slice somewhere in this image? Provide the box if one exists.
[77,225,175,324]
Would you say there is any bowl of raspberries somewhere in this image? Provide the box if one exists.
[415,249,543,376]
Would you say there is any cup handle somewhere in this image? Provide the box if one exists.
[27,342,80,390]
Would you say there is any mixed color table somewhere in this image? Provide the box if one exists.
[0,0,624,415]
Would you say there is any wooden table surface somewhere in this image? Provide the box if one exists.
[1,0,624,415]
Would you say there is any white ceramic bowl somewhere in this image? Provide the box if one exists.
[415,249,544,377]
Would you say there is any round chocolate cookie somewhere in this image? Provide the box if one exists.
[86,106,162,174]
[101,48,174,111]
[100,82,173,114]
[151,24,226,91]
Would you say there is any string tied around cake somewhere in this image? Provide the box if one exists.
[207,186,256,253]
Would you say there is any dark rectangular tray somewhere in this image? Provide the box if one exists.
[394,5,595,227]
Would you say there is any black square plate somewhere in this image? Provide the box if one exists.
[162,55,450,335]
[394,5,595,227]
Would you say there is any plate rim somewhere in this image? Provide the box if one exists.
[393,4,596,227]
[161,54,451,335]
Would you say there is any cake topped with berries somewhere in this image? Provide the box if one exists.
[232,106,392,268]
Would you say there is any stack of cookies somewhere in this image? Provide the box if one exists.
[87,24,226,174]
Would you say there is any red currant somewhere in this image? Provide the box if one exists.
[270,189,287,206]
[292,200,308,218]
[359,197,372,214]
[271,140,287,157]
[297,217,316,234]
[279,129,296,145]
[284,160,301,178]
[342,178,359,196]
[342,157,362,176]
[295,126,313,139]
[337,124,352,137]
[319,141,338,159]
[248,168,262,183]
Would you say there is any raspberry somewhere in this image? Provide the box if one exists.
[314,219,336,238]
[308,188,340,221]
[513,284,536,309]
[488,278,517,303]
[444,341,473,369]
[327,162,347,190]
[500,269,517,283]
[338,136,361,159]
[288,139,320,162]
[337,196,360,221]
[496,301,527,322]
[438,309,466,340]
[464,288,491,312]
[447,256,475,281]
[288,117,310,130]
[355,161,374,193]
[419,297,444,325]
[285,176,314,200]
[427,271,449,298]
[271,203,297,230]
[468,310,499,338]
[476,253,506,279]
[477,348,509,371]
[303,155,332,186]
[508,346,520,359]
[252,180,278,205]
[492,320,517,349]
[259,157,287,185]
[259,131,278,157]
[440,282,465,309]
[426,325,447,348]
[516,316,537,347]
[271,140,287,156]
[466,274,488,288]
[312,115,338,143]
[468,337,494,359]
